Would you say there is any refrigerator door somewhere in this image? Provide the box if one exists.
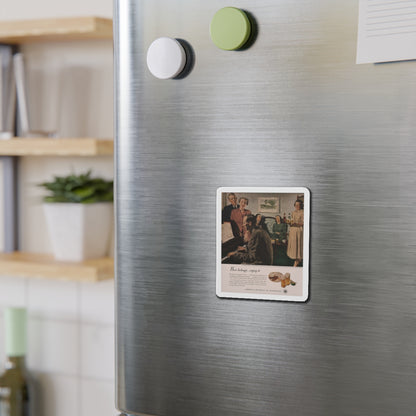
[114,0,416,415]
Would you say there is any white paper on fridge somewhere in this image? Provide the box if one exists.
[357,0,416,64]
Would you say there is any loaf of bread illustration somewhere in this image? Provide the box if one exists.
[268,272,283,282]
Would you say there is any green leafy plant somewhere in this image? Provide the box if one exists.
[39,171,113,203]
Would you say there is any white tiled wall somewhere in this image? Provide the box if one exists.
[0,279,116,416]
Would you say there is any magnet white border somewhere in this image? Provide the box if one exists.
[216,187,310,302]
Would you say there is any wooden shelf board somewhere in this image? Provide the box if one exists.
[0,17,112,44]
[0,138,113,156]
[0,252,114,282]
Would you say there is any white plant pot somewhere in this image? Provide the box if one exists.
[43,202,113,262]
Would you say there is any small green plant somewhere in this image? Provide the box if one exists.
[39,171,113,203]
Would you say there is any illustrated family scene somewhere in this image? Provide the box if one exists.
[221,192,304,267]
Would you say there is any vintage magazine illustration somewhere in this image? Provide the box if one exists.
[217,187,310,302]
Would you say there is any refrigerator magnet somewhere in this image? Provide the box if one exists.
[217,187,310,302]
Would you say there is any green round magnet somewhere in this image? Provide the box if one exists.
[210,7,252,51]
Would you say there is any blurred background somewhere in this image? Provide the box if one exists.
[0,0,115,415]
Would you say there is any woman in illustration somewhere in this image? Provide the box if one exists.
[287,200,304,267]
[271,215,287,244]
[255,214,268,232]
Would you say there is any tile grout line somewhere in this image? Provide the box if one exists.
[28,371,114,383]
[28,315,114,328]
[76,281,82,416]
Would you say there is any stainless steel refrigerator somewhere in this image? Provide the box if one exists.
[114,1,416,415]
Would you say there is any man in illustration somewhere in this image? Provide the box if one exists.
[226,215,273,265]
[230,197,251,236]
[222,193,239,223]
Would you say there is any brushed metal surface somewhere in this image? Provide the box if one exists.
[114,0,416,415]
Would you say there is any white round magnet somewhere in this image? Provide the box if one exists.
[146,37,187,80]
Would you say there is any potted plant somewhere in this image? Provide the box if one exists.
[39,171,113,262]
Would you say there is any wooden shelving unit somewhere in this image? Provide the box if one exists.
[0,138,113,156]
[0,17,115,282]
[0,17,113,44]
[0,252,114,282]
